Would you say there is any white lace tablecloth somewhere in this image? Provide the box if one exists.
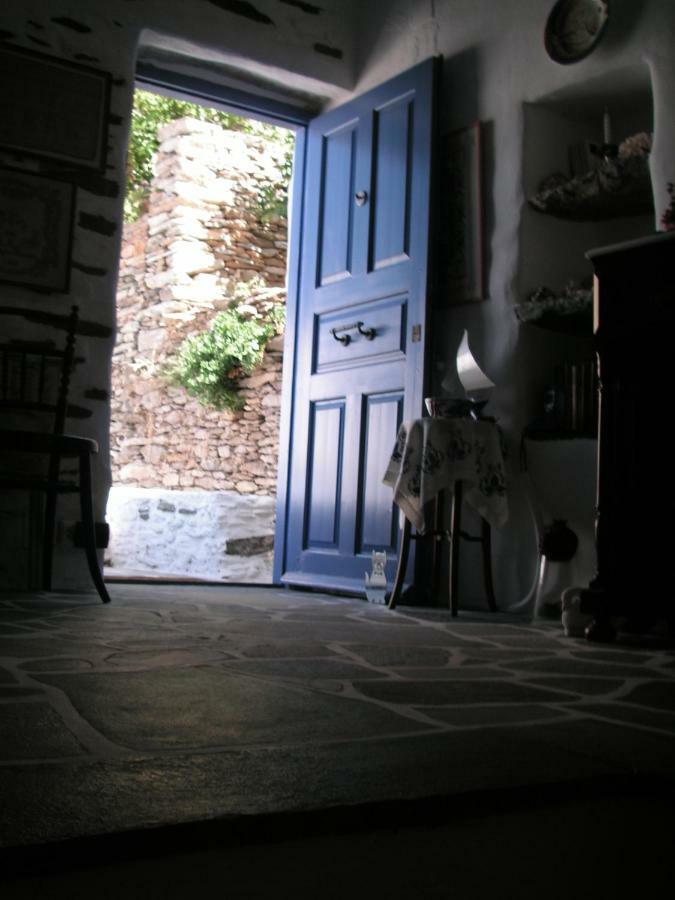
[382,417,508,533]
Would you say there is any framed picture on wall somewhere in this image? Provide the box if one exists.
[0,44,111,172]
[0,168,76,292]
[439,121,485,304]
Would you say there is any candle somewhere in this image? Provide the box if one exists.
[603,108,612,144]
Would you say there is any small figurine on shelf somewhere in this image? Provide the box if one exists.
[591,107,618,162]
[661,183,675,231]
[513,278,593,333]
[530,131,652,219]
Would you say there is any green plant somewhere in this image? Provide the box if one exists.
[166,301,285,411]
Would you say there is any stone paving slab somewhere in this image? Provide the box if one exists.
[569,648,655,664]
[0,584,673,850]
[0,702,87,759]
[215,617,462,645]
[514,657,664,678]
[103,647,235,669]
[388,665,517,680]
[0,686,43,698]
[622,680,675,710]
[343,644,451,667]
[216,657,390,681]
[239,639,338,659]
[521,676,625,695]
[520,718,675,775]
[353,679,579,705]
[33,667,428,752]
[0,725,629,847]
[425,703,570,727]
[19,657,95,673]
[0,637,107,659]
[565,702,675,734]
[2,778,674,897]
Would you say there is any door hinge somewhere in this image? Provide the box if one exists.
[411,324,422,343]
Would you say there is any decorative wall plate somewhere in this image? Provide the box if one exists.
[545,0,610,64]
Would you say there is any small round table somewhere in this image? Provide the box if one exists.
[382,417,508,615]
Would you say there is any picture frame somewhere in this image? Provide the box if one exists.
[439,121,485,304]
[0,44,111,172]
[0,168,76,293]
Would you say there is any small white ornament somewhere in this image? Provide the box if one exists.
[365,550,388,605]
[561,587,593,637]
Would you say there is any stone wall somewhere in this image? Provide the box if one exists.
[105,487,275,582]
[111,117,289,496]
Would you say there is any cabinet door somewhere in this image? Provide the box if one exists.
[590,233,675,620]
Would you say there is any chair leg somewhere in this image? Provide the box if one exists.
[388,516,411,610]
[481,518,498,612]
[430,493,443,599]
[78,451,111,604]
[41,487,59,591]
[41,452,62,590]
[449,480,462,617]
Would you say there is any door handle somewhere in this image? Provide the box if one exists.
[354,190,368,206]
[330,321,377,345]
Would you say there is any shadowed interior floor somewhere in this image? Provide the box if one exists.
[0,584,673,896]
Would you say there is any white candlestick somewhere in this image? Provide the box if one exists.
[603,108,612,144]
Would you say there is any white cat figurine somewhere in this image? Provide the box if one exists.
[365,550,388,605]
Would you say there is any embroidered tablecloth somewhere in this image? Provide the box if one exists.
[382,417,508,533]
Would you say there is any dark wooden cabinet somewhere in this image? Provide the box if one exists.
[582,231,675,638]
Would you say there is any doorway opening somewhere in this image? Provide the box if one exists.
[104,83,296,584]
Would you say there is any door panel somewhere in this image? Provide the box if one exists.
[357,391,404,554]
[305,399,345,549]
[317,123,357,285]
[281,58,438,593]
[313,293,407,373]
[371,93,413,270]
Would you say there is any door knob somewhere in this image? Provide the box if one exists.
[354,190,368,206]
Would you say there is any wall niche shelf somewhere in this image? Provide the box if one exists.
[517,67,654,485]
[528,153,653,221]
[519,66,655,322]
[517,309,592,336]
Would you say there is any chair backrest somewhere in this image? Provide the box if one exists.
[0,305,79,436]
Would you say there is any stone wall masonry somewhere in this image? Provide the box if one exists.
[111,118,289,497]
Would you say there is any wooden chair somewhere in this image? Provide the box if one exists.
[0,305,110,603]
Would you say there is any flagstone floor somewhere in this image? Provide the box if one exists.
[0,583,674,894]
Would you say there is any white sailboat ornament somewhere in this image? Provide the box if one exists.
[428,330,495,419]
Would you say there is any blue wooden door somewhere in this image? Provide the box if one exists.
[280,59,438,593]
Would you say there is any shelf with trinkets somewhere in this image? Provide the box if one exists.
[518,71,656,341]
